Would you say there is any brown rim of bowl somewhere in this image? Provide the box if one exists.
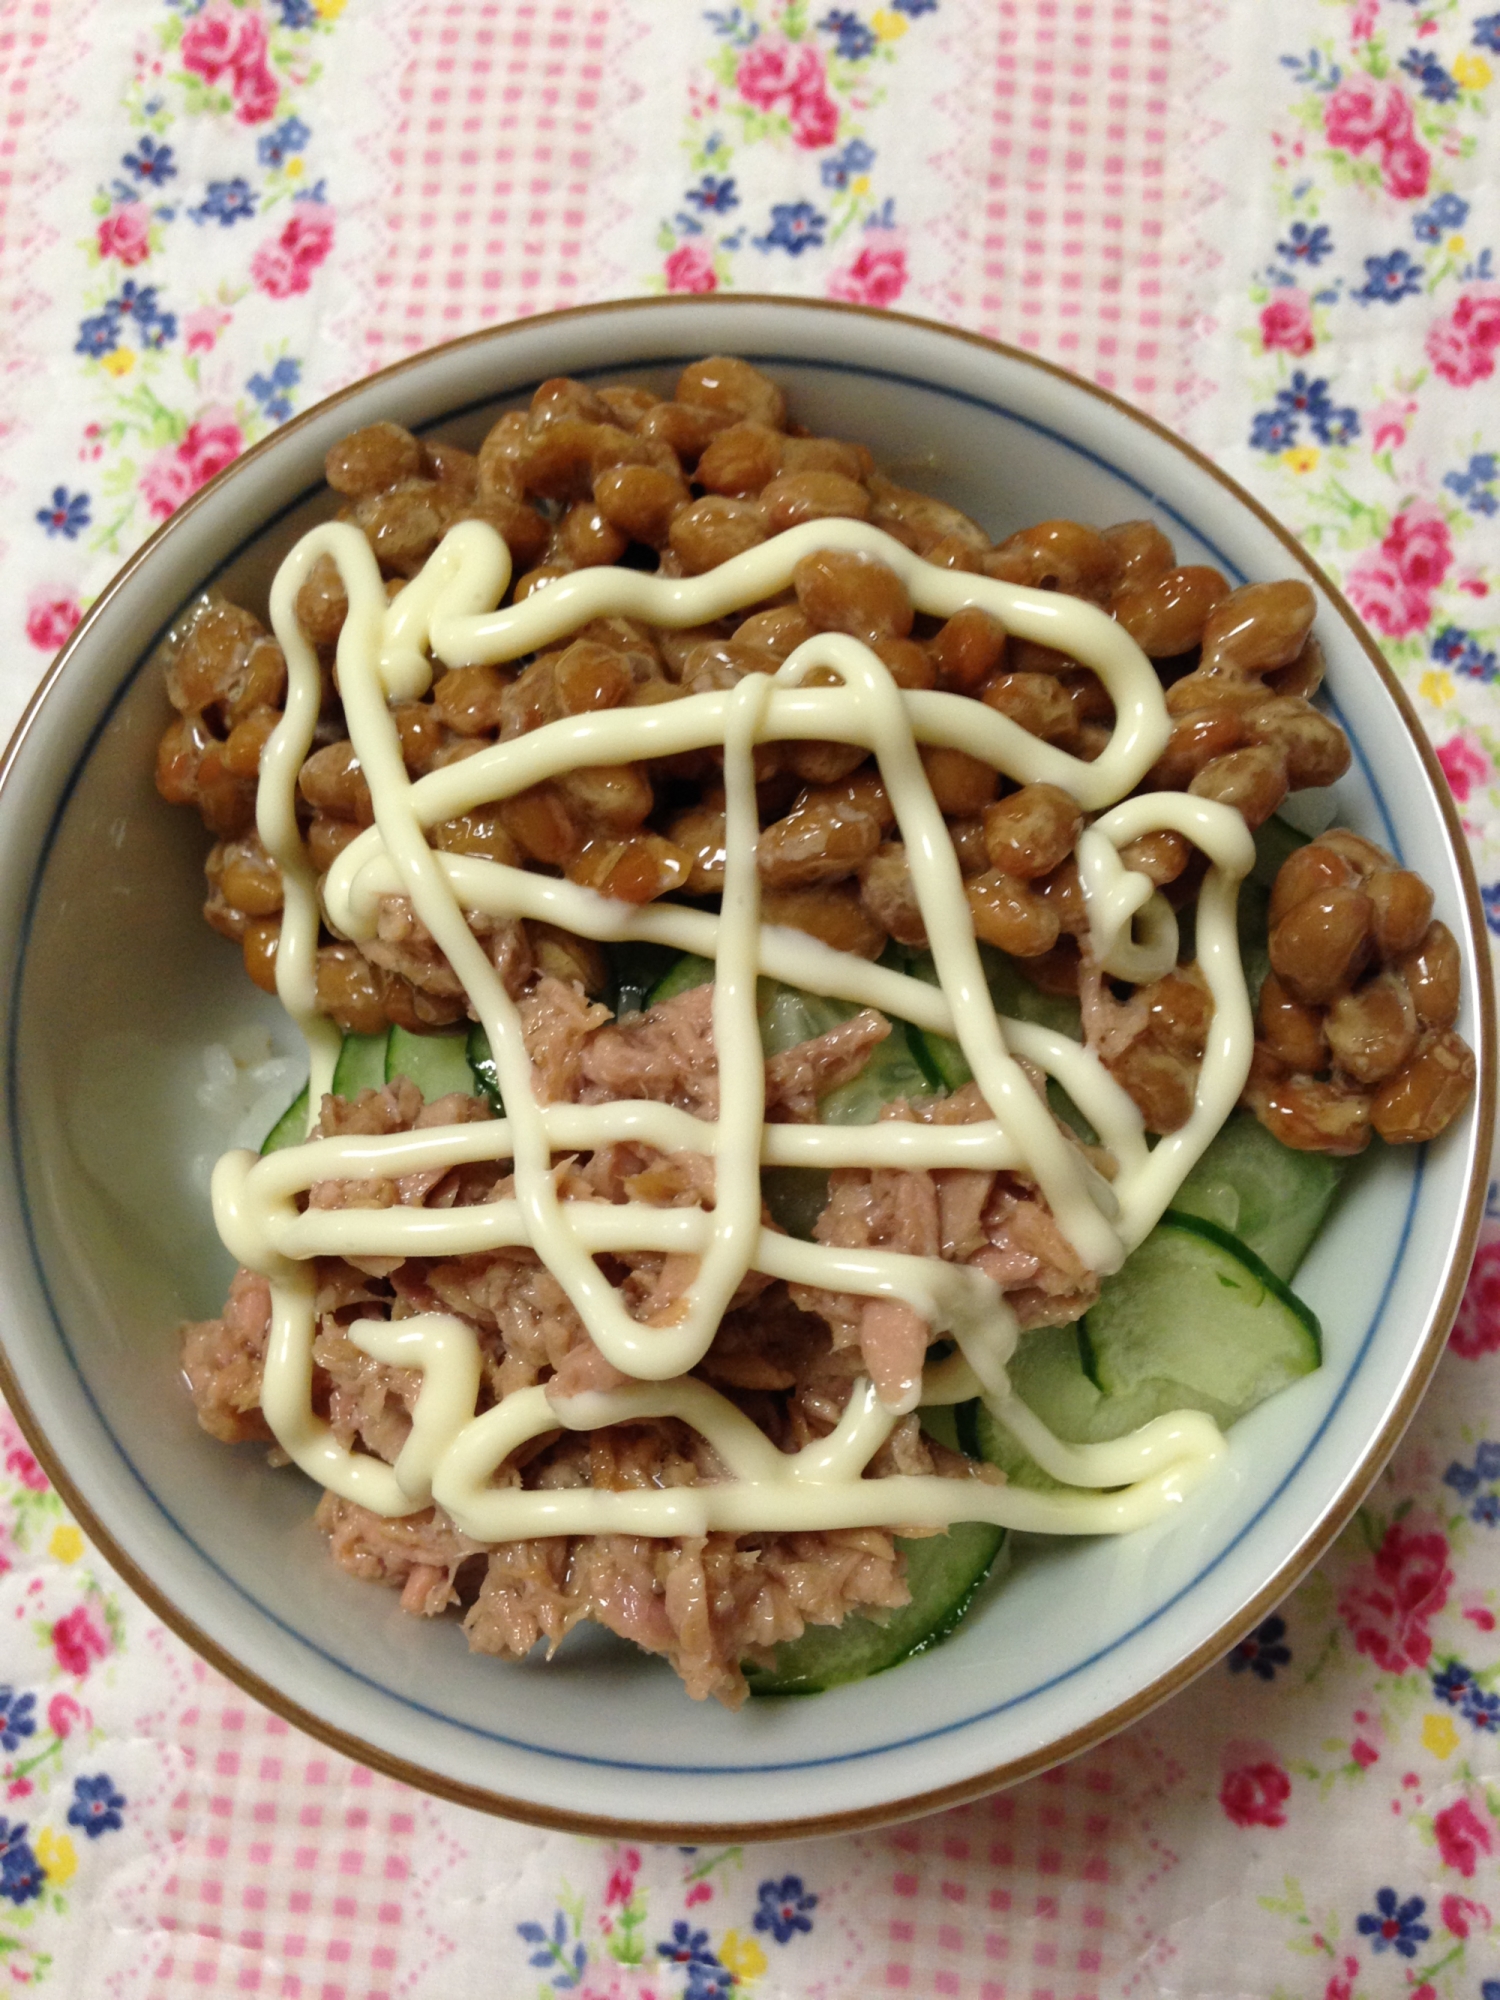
[0,294,1493,1843]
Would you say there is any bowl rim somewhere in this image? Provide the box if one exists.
[0,292,1492,1841]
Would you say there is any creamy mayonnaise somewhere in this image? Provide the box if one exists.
[215,512,1256,1542]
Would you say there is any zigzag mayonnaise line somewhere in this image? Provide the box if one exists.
[217,515,1253,1542]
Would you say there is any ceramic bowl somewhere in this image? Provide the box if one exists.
[0,297,1491,1839]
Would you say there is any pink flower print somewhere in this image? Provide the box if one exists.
[1323,76,1412,154]
[1351,0,1379,39]
[1382,133,1431,199]
[604,1848,640,1905]
[24,590,81,654]
[1452,1240,1500,1358]
[1219,1757,1291,1827]
[1324,1954,1359,2000]
[0,1411,47,1494]
[1387,501,1453,591]
[46,1694,84,1740]
[1338,1517,1453,1672]
[1345,550,1432,638]
[1440,1892,1490,1937]
[1351,1736,1379,1768]
[182,305,230,354]
[827,230,909,308]
[664,242,717,294]
[736,38,822,111]
[684,1881,712,1906]
[251,209,335,299]
[97,203,150,267]
[51,1604,109,1677]
[1435,1798,1494,1878]
[179,1,242,84]
[1260,290,1314,357]
[1427,293,1500,389]
[1436,734,1490,805]
[140,408,245,519]
[1368,397,1417,453]
[790,85,839,149]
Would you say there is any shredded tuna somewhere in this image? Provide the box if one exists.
[180,1267,273,1444]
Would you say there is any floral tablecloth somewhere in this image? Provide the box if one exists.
[0,1,1499,1992]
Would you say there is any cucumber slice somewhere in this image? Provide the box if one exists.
[610,939,681,1019]
[819,1018,931,1125]
[1080,1211,1320,1426]
[466,1023,503,1113]
[760,1166,829,1241]
[261,1085,309,1154]
[904,941,1082,1090]
[386,1025,482,1104]
[646,952,716,1007]
[743,1519,1004,1696]
[1172,1110,1347,1281]
[332,1030,391,1099]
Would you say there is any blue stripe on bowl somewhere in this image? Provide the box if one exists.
[7,358,1422,1778]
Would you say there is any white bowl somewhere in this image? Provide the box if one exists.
[0,298,1491,1839]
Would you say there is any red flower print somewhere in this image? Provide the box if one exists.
[179,1,242,84]
[46,1694,84,1740]
[1386,501,1453,591]
[827,231,909,308]
[1451,1240,1500,1358]
[1436,735,1491,805]
[1351,1736,1379,1768]
[1350,0,1378,38]
[1260,290,1315,357]
[664,242,717,294]
[1219,1759,1291,1828]
[1324,1953,1359,2000]
[251,209,335,299]
[1440,1891,1489,1937]
[736,38,823,111]
[1338,1518,1453,1672]
[604,1848,640,1905]
[1435,1798,1494,1878]
[140,408,245,519]
[1381,133,1431,200]
[1345,551,1432,639]
[0,1412,47,1493]
[1368,396,1417,452]
[1323,77,1411,153]
[97,203,151,267]
[1427,294,1500,389]
[23,592,79,653]
[789,86,839,149]
[52,1605,109,1677]
[234,59,280,126]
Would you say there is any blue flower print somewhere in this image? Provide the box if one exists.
[123,135,176,184]
[657,1921,718,1969]
[754,1873,818,1943]
[1357,1887,1430,1958]
[1444,453,1499,518]
[894,0,938,13]
[1276,221,1333,265]
[685,174,739,213]
[686,1966,735,2000]
[191,178,258,227]
[1484,884,1500,937]
[1446,1459,1482,1496]
[1464,1685,1500,1730]
[1433,1659,1474,1705]
[1483,1983,1500,2000]
[517,1911,586,1987]
[67,1773,125,1839]
[36,488,91,539]
[276,0,317,25]
[247,357,303,422]
[1311,402,1359,447]
[821,137,876,189]
[1476,13,1500,51]
[755,202,827,256]
[0,1823,41,1909]
[1477,1442,1500,1479]
[1400,47,1458,100]
[257,117,311,169]
[0,1692,35,1755]
[1354,250,1423,304]
[1250,408,1299,451]
[1228,1614,1292,1680]
[108,281,176,348]
[1413,192,1470,243]
[75,311,120,358]
[1431,626,1500,682]
[1473,1494,1500,1526]
[819,9,877,59]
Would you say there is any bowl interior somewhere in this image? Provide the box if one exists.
[0,301,1489,1836]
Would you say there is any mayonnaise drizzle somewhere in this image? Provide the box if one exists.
[216,512,1262,1544]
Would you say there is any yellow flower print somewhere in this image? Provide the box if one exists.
[1282,445,1319,475]
[1422,1710,1460,1758]
[1453,52,1492,90]
[719,1931,768,1983]
[286,158,305,180]
[872,9,910,39]
[1420,668,1455,707]
[36,1828,77,1887]
[48,1524,83,1564]
[316,0,347,16]
[1447,235,1467,257]
[100,349,135,378]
